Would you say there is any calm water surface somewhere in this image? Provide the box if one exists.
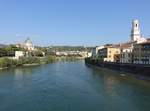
[0,61,150,111]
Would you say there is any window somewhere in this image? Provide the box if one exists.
[136,24,138,27]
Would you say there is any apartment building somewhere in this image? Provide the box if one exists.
[132,42,150,64]
[98,46,120,62]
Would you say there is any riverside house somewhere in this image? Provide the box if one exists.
[91,19,150,64]
[133,41,150,64]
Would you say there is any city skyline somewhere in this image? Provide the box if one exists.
[0,0,150,46]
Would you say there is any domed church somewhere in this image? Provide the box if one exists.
[16,37,35,51]
[24,37,35,51]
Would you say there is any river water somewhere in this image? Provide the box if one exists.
[0,60,150,111]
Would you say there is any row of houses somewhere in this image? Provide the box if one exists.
[55,51,92,58]
[92,19,150,64]
[14,38,92,59]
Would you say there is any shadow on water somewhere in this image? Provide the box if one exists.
[85,64,150,111]
[86,63,150,85]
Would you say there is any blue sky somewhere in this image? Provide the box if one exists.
[0,0,150,46]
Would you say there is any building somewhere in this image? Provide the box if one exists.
[131,19,147,43]
[131,19,141,42]
[120,46,132,63]
[55,51,91,58]
[98,45,120,62]
[79,51,92,58]
[13,51,25,59]
[16,38,35,51]
[24,38,35,51]
[87,52,92,58]
[120,48,132,63]
[119,19,148,64]
[119,42,133,63]
[90,19,150,64]
[92,46,104,58]
[132,42,150,64]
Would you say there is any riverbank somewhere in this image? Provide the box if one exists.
[23,63,40,67]
[0,56,84,70]
[0,67,8,70]
[86,62,150,81]
[0,56,56,69]
[85,58,150,80]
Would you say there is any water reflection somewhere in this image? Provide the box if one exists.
[14,68,24,80]
[103,75,120,97]
[89,67,150,111]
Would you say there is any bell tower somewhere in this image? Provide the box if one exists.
[131,19,141,41]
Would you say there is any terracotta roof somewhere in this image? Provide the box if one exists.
[137,41,150,45]
[146,38,150,42]
[103,42,132,49]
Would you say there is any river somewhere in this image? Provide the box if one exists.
[0,60,150,111]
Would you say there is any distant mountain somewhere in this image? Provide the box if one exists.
[0,44,7,48]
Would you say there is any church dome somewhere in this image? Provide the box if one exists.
[23,37,34,51]
[25,37,32,44]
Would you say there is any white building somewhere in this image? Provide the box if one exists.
[92,46,105,58]
[87,52,92,58]
[120,19,148,63]
[131,19,147,43]
[91,19,149,64]
[24,38,35,51]
[13,51,25,59]
[120,47,132,63]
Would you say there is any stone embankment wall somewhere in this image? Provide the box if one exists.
[85,58,150,77]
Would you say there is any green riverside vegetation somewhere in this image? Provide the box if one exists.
[0,56,57,69]
[0,56,83,69]
[0,45,89,69]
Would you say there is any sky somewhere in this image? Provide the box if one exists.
[0,0,150,46]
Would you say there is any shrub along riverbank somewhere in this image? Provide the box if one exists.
[0,56,57,69]
[0,56,83,69]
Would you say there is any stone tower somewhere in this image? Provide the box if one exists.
[131,19,141,41]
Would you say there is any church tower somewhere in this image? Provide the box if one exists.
[131,19,141,41]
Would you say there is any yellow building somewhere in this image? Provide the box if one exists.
[98,46,120,62]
